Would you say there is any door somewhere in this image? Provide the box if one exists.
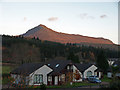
[52,76,54,85]
[54,76,58,85]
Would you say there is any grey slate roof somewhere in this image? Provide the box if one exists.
[46,60,72,75]
[11,63,44,76]
[10,60,96,76]
[74,63,93,73]
[11,60,72,76]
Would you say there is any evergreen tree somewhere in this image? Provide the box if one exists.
[67,52,79,63]
[96,50,109,74]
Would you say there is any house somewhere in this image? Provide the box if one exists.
[72,63,101,82]
[10,60,101,86]
[47,60,101,85]
[46,60,73,85]
[11,60,73,86]
[107,58,118,66]
[107,60,120,78]
[11,63,53,85]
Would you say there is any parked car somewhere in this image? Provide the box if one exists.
[88,76,101,83]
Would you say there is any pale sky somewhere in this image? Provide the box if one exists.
[0,0,119,44]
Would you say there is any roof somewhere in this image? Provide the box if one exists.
[11,63,44,76]
[108,58,119,61]
[95,68,102,72]
[74,63,94,73]
[113,60,120,67]
[46,60,72,75]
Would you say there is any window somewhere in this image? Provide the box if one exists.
[48,64,50,66]
[61,74,65,82]
[87,71,92,77]
[55,64,59,68]
[67,66,69,70]
[34,74,43,84]
[48,76,52,81]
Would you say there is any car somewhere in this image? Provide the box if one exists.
[88,76,101,83]
[88,76,99,79]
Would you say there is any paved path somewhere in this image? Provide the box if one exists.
[2,82,109,90]
[2,88,97,90]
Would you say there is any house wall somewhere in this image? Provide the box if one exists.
[83,65,97,78]
[94,72,102,79]
[107,72,120,78]
[108,60,115,66]
[116,73,120,77]
[29,65,53,85]
[72,65,82,82]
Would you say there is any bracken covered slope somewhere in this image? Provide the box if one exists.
[22,24,114,44]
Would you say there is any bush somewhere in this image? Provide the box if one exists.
[98,80,120,90]
[109,80,120,90]
[40,84,46,90]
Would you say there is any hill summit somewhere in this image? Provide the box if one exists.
[22,24,114,44]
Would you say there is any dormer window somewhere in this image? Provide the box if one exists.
[56,64,59,68]
[48,64,50,66]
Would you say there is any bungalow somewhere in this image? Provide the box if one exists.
[107,58,118,66]
[11,60,73,86]
[72,63,101,82]
[10,60,101,86]
[11,63,53,85]
[46,60,72,85]
[107,60,120,78]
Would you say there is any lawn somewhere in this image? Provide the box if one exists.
[1,65,17,85]
[2,65,13,74]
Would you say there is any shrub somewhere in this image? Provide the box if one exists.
[40,84,46,90]
[109,80,120,90]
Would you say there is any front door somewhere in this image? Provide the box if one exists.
[52,76,54,85]
[54,76,58,85]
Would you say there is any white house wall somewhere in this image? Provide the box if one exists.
[98,72,102,79]
[72,65,82,82]
[83,65,97,78]
[29,65,53,85]
[94,72,102,79]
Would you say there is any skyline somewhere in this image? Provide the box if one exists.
[0,1,118,44]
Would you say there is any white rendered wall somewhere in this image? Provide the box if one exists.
[29,65,53,85]
[83,65,97,78]
[72,65,82,82]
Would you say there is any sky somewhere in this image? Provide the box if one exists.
[0,0,119,44]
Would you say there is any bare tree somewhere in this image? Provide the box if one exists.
[10,43,41,64]
[8,71,35,88]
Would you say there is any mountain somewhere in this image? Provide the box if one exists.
[22,24,114,45]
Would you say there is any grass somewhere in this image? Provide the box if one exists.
[1,65,16,85]
[2,65,13,74]
[101,75,112,82]
[30,82,99,89]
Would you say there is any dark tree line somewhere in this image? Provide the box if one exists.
[2,35,119,65]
